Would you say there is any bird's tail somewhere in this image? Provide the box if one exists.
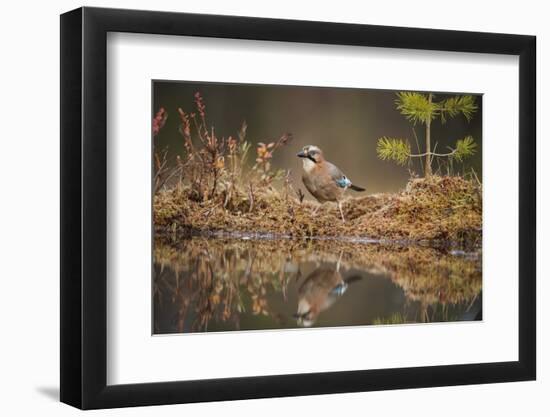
[349,184,366,192]
[344,275,363,284]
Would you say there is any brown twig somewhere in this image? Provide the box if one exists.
[248,182,255,213]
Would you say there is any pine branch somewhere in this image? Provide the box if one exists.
[395,92,438,125]
[377,137,411,165]
[438,95,478,123]
[409,150,455,158]
[453,135,477,161]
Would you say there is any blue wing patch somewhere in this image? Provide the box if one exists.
[335,175,352,188]
[330,282,348,296]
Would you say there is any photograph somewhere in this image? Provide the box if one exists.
[152,81,483,334]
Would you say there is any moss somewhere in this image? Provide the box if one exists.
[154,175,482,248]
[353,175,482,245]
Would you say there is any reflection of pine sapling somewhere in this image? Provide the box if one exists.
[377,92,478,177]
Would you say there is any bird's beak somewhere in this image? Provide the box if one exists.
[296,150,306,158]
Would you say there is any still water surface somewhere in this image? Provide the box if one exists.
[153,237,481,334]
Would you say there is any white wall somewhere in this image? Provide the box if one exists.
[0,0,546,415]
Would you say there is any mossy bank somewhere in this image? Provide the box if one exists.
[154,175,482,248]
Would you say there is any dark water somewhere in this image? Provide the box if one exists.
[153,237,482,334]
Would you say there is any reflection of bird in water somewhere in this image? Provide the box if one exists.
[294,261,361,327]
[297,145,365,222]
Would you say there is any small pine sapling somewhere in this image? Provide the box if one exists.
[377,92,478,177]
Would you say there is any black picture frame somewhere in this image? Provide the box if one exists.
[60,6,536,410]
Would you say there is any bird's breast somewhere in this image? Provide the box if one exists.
[302,158,317,173]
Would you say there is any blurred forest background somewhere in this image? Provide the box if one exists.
[153,81,482,195]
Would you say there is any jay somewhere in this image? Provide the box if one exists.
[294,261,362,327]
[297,145,365,222]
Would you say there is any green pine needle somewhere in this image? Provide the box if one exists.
[453,136,477,161]
[377,137,411,166]
[395,92,437,125]
[395,92,478,125]
[439,95,478,123]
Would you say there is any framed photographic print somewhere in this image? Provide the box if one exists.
[60,6,536,409]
